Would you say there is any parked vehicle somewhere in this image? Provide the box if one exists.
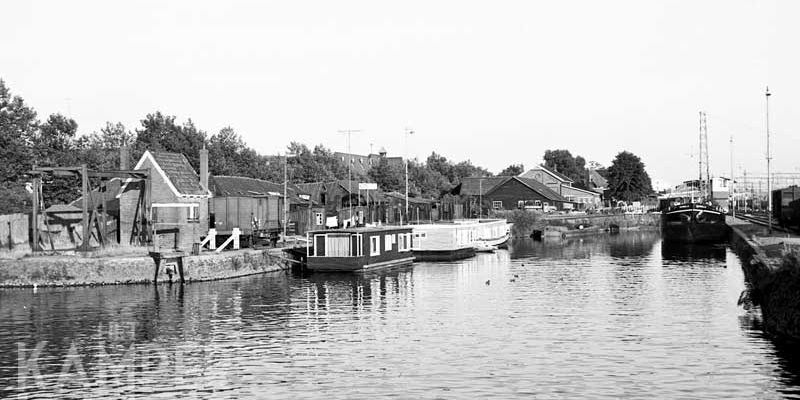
[772,185,800,231]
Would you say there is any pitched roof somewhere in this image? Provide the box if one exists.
[588,170,608,188]
[133,151,211,197]
[210,176,284,196]
[383,191,435,204]
[517,177,570,202]
[295,182,326,199]
[483,177,571,203]
[519,165,574,183]
[334,180,381,202]
[455,176,508,196]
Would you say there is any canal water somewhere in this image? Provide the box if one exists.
[1,231,800,399]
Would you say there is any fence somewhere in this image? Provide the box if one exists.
[0,214,29,250]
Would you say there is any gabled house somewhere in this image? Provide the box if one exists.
[119,150,212,251]
[519,165,601,210]
[453,176,573,214]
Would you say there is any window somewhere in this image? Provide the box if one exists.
[187,204,199,222]
[534,200,542,207]
[370,236,380,256]
[385,234,395,251]
[398,233,411,252]
[326,234,351,257]
[315,212,324,226]
[492,201,503,210]
[517,200,525,209]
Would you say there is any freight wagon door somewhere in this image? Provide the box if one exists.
[226,198,238,232]
[267,197,279,230]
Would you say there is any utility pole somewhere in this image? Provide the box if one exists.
[339,129,361,226]
[766,86,772,233]
[730,135,735,218]
[404,128,414,222]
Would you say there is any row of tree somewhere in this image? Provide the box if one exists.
[0,78,654,213]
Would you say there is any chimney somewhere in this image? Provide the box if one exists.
[199,145,209,190]
[120,145,129,170]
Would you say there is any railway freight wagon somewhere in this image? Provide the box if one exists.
[772,185,800,231]
[209,195,282,245]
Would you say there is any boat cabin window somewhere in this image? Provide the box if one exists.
[326,234,351,257]
[398,233,411,252]
[385,234,395,251]
[370,236,380,256]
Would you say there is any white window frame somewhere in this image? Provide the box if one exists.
[398,233,412,252]
[315,212,323,226]
[492,201,502,210]
[517,200,525,209]
[385,234,395,251]
[370,236,380,256]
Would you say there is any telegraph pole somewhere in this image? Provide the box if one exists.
[339,129,361,226]
[404,128,414,222]
[766,87,772,233]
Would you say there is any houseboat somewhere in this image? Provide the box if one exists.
[305,226,415,272]
[411,222,477,261]
[661,202,729,243]
[467,219,513,249]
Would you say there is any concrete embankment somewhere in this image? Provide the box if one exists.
[498,210,661,238]
[0,248,290,288]
[728,216,800,340]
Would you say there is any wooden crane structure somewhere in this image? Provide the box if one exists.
[29,165,150,252]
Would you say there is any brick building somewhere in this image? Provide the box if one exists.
[119,150,212,251]
[454,176,572,214]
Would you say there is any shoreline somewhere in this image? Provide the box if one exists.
[0,248,291,288]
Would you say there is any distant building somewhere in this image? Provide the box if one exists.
[519,165,601,209]
[334,147,404,175]
[453,176,573,214]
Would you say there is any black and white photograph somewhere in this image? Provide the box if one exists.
[1,1,799,398]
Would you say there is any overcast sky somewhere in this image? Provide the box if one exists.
[3,0,797,187]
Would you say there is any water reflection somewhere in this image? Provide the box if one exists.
[661,240,727,262]
[1,232,800,398]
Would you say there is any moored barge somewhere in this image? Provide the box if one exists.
[661,203,729,243]
[305,226,414,272]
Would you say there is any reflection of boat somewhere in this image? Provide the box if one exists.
[661,203,729,243]
[474,243,497,253]
[660,239,726,261]
[305,226,415,271]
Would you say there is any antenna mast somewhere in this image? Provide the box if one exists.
[698,111,710,201]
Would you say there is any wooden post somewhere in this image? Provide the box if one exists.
[31,177,41,253]
[80,164,90,251]
[101,180,108,246]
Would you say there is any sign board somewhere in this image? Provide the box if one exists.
[299,194,311,201]
[358,183,378,190]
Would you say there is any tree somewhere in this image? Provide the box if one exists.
[134,112,207,170]
[543,149,588,184]
[498,163,524,176]
[0,79,37,184]
[208,126,259,177]
[78,122,134,171]
[409,160,450,198]
[368,157,404,192]
[606,151,653,202]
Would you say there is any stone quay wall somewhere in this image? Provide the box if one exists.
[729,225,800,340]
[0,248,289,288]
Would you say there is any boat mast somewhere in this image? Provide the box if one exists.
[698,111,710,202]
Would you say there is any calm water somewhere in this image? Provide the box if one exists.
[2,231,800,399]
